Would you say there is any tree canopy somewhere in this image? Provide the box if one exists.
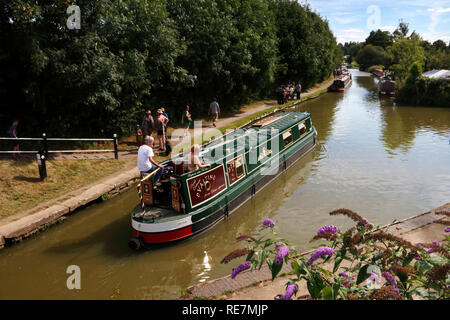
[0,0,342,137]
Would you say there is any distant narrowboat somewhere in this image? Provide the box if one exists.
[330,74,352,92]
[378,75,396,97]
[129,112,317,248]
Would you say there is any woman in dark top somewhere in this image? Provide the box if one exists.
[181,105,192,137]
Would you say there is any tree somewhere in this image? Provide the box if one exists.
[387,33,425,81]
[393,20,409,39]
[432,40,447,52]
[269,0,341,88]
[365,29,393,49]
[355,45,390,70]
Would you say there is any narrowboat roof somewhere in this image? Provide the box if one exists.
[253,111,309,131]
[171,111,310,163]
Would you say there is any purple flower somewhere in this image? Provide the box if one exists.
[276,246,290,264]
[231,261,251,279]
[339,272,348,278]
[275,242,285,249]
[317,225,339,235]
[445,227,450,233]
[281,284,297,300]
[349,276,355,280]
[382,271,399,293]
[362,217,371,227]
[428,241,440,253]
[305,247,334,267]
[262,218,275,228]
[369,272,380,284]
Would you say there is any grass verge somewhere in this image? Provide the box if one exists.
[0,159,127,219]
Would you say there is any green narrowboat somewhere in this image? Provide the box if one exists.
[129,111,317,249]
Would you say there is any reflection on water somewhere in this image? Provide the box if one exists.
[0,69,449,299]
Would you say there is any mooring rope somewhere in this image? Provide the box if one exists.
[137,181,145,211]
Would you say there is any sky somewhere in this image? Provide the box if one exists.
[302,0,450,44]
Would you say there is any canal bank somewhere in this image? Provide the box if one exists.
[0,77,334,250]
[184,202,450,300]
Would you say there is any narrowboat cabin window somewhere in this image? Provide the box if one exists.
[298,122,307,137]
[235,156,244,179]
[282,130,293,147]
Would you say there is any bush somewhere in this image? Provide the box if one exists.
[397,77,450,108]
[223,209,450,300]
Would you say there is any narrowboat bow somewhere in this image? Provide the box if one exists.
[129,111,317,249]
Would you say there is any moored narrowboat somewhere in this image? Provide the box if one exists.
[129,111,317,249]
[378,75,395,97]
[330,74,352,92]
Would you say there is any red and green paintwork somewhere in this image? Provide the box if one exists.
[131,111,317,244]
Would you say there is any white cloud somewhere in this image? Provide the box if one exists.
[423,7,450,42]
[334,16,358,24]
[380,25,396,32]
[336,28,366,43]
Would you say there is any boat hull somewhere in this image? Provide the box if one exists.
[130,129,317,247]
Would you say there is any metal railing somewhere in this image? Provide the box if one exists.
[0,133,119,180]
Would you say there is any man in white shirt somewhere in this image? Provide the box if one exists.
[138,136,165,182]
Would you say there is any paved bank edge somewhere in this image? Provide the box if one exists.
[0,167,140,249]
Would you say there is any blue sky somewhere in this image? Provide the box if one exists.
[302,0,450,44]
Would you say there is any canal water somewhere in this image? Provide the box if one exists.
[1,70,449,299]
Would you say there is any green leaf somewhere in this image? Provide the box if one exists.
[271,259,283,281]
[356,265,370,285]
[332,283,340,299]
[415,260,433,275]
[291,260,301,277]
[428,254,447,266]
[306,272,325,299]
[321,286,334,300]
[333,256,343,273]
[402,253,415,267]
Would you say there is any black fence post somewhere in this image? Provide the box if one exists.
[42,133,48,156]
[113,133,118,159]
[36,152,47,181]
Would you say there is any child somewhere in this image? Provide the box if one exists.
[136,124,143,147]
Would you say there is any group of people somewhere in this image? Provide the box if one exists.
[137,108,170,152]
[276,83,302,105]
[138,98,221,146]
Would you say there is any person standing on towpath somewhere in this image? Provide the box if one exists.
[209,98,220,127]
[9,119,19,160]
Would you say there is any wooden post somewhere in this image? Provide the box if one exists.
[113,133,118,159]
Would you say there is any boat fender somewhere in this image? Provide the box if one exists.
[128,238,141,250]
